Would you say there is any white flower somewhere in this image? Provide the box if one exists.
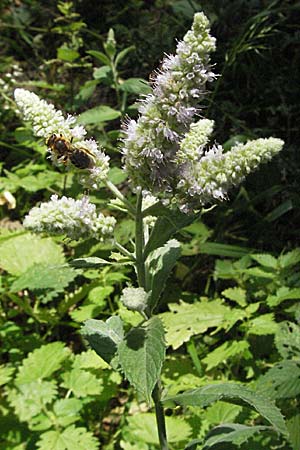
[23,195,116,241]
[120,287,148,312]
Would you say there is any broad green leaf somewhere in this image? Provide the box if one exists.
[0,364,15,386]
[144,207,198,258]
[88,286,114,304]
[248,313,278,335]
[0,234,64,276]
[57,46,80,62]
[119,78,151,94]
[69,257,110,268]
[70,303,105,322]
[115,45,135,67]
[165,383,287,436]
[267,287,300,307]
[160,299,233,350]
[10,264,77,293]
[16,342,70,384]
[61,369,103,397]
[36,425,98,450]
[77,105,121,124]
[287,415,300,450]
[278,248,300,268]
[87,49,110,65]
[108,167,128,184]
[123,413,192,445]
[118,317,166,402]
[202,340,251,371]
[256,360,300,399]
[81,316,124,365]
[222,287,247,307]
[53,398,83,427]
[8,380,57,422]
[251,253,278,268]
[244,267,275,279]
[275,321,300,358]
[202,423,271,449]
[93,65,111,80]
[205,402,242,425]
[73,349,109,370]
[146,239,181,311]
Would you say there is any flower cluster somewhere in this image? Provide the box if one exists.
[23,195,116,241]
[122,12,216,196]
[122,13,284,212]
[14,88,110,187]
[120,287,148,313]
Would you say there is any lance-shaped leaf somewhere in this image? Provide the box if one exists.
[81,316,124,367]
[185,424,271,450]
[118,317,166,403]
[69,257,110,268]
[164,383,287,436]
[145,239,181,312]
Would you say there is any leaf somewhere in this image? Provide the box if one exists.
[0,234,64,276]
[145,239,181,311]
[160,299,232,350]
[287,415,300,450]
[256,360,300,399]
[0,364,15,386]
[202,423,271,449]
[278,248,300,268]
[93,65,111,80]
[200,242,253,258]
[16,342,70,384]
[70,303,105,322]
[115,45,135,67]
[205,402,242,425]
[36,425,98,450]
[53,398,83,427]
[61,369,103,397]
[119,78,151,94]
[275,321,300,358]
[144,207,198,258]
[81,316,124,366]
[222,287,247,307]
[165,383,288,436]
[123,412,192,445]
[87,49,110,65]
[77,105,121,124]
[267,287,300,307]
[69,257,110,268]
[202,340,251,371]
[251,253,278,268]
[57,46,80,62]
[108,167,128,185]
[248,313,278,335]
[8,380,57,422]
[118,317,166,403]
[10,264,77,293]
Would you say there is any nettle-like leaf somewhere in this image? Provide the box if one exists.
[0,364,15,386]
[145,239,181,311]
[70,286,113,322]
[251,253,278,269]
[202,424,271,449]
[160,299,240,350]
[256,360,300,400]
[118,317,166,403]
[123,412,192,446]
[222,287,247,307]
[275,321,300,358]
[278,248,300,269]
[8,380,57,422]
[267,287,300,308]
[10,264,77,296]
[287,414,300,450]
[204,401,242,425]
[61,369,103,398]
[36,425,98,450]
[0,233,64,276]
[16,342,70,384]
[202,340,251,371]
[165,383,287,436]
[53,398,83,427]
[247,313,278,335]
[81,316,124,366]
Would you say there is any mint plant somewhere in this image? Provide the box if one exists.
[13,12,287,450]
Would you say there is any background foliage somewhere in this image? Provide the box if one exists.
[1,0,300,449]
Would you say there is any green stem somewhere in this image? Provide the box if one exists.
[135,189,146,288]
[152,382,168,450]
[105,180,135,215]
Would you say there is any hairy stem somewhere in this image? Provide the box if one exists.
[105,180,136,216]
[135,189,146,288]
[152,382,168,450]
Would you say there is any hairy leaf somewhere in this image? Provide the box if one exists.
[287,415,300,450]
[275,321,300,358]
[165,383,287,435]
[145,239,181,311]
[118,317,166,403]
[202,340,251,371]
[202,424,271,449]
[256,360,300,399]
[61,369,103,398]
[36,425,98,450]
[81,316,124,366]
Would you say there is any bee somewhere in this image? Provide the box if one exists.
[46,134,96,169]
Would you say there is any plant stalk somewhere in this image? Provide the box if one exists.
[135,189,146,288]
[152,381,168,450]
